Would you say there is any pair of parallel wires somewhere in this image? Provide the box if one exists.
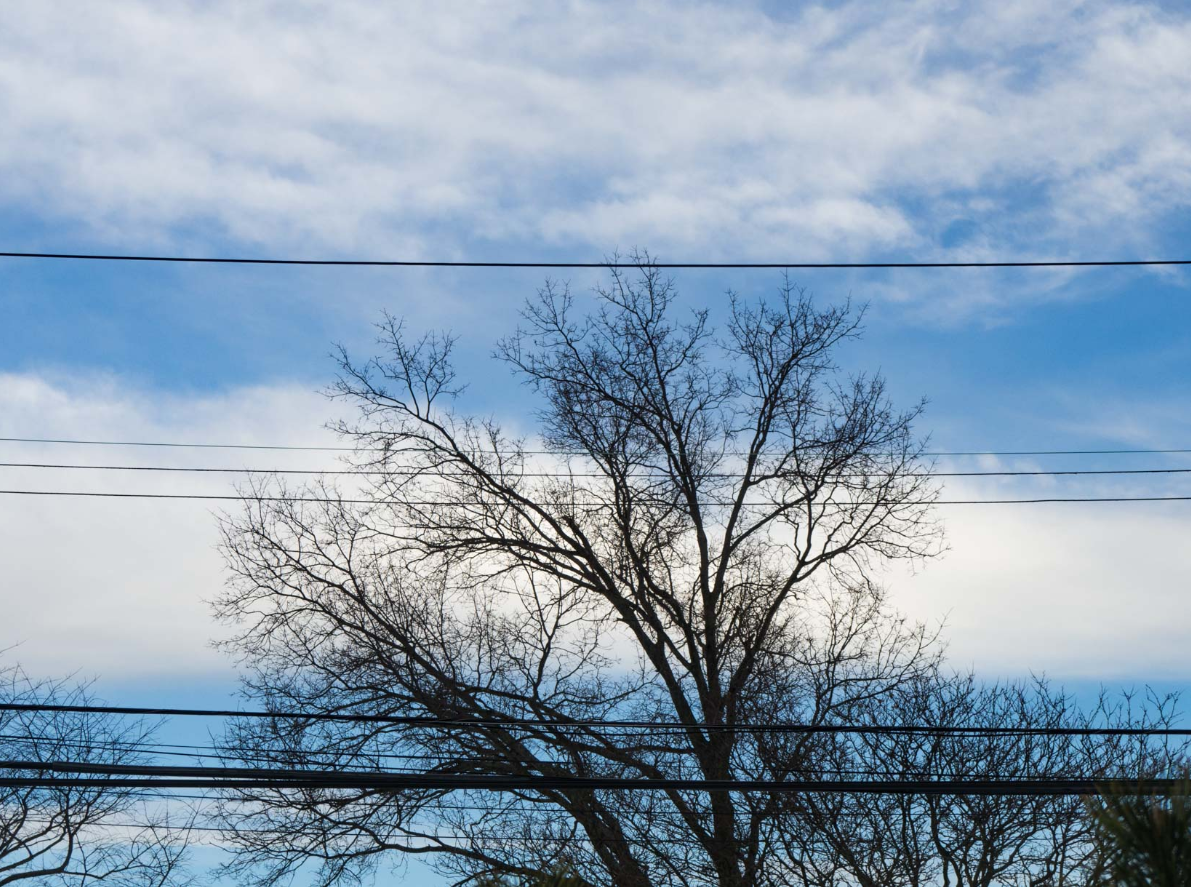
[1,438,1189,505]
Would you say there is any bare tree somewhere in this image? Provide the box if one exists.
[0,664,192,886]
[779,676,1188,887]
[213,262,1185,886]
[913,682,1185,887]
[214,260,949,887]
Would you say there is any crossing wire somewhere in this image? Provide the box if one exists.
[1,489,1189,505]
[0,739,988,780]
[2,461,1190,480]
[3,436,1191,457]
[3,251,1191,269]
[4,702,1189,737]
[0,760,1183,796]
[0,740,1063,781]
[6,816,1120,844]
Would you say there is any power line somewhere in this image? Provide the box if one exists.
[7,816,1107,844]
[4,702,1188,737]
[1,489,1189,505]
[0,817,701,848]
[3,251,1191,269]
[0,737,954,779]
[3,461,1190,480]
[0,437,355,452]
[0,819,835,848]
[9,733,1152,782]
[3,436,1191,457]
[934,496,1191,504]
[2,738,1055,781]
[0,761,1181,796]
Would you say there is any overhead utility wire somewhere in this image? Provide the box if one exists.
[3,702,1188,737]
[0,737,978,779]
[3,251,1190,269]
[1,489,1188,505]
[25,728,1180,767]
[0,437,356,452]
[0,738,1013,780]
[6,814,1090,842]
[12,818,1003,847]
[0,818,695,847]
[16,819,1100,848]
[0,762,1182,796]
[7,734,1141,781]
[3,437,1191,457]
[3,461,1190,480]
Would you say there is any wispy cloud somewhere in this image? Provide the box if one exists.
[1,0,1189,280]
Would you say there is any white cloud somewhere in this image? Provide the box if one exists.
[0,372,344,681]
[890,481,1191,680]
[0,0,1189,282]
[2,372,1189,684]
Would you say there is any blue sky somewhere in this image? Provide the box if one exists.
[2,1,1191,883]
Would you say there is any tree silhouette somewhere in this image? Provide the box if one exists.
[0,664,191,886]
[1088,776,1191,887]
[211,259,1182,887]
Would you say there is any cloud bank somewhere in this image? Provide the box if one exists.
[0,373,341,681]
[2,373,1188,683]
[1,0,1190,268]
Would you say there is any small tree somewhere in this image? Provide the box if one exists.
[788,677,1187,887]
[0,665,191,886]
[1087,775,1191,887]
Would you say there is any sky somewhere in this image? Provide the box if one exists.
[2,0,1191,883]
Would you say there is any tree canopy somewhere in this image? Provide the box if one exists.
[212,263,1184,887]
